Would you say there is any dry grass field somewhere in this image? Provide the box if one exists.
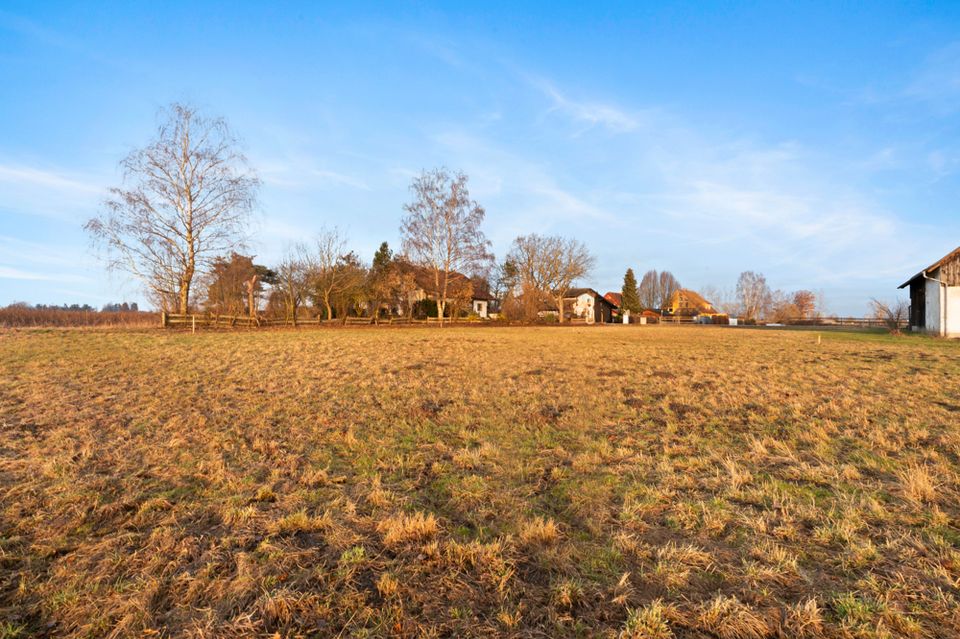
[1,326,959,638]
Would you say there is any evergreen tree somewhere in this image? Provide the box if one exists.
[621,268,641,313]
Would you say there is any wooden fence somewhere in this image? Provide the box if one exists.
[160,312,907,331]
[160,313,487,329]
[779,317,909,329]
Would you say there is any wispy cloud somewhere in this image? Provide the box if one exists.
[436,67,943,306]
[903,41,960,109]
[430,130,618,230]
[0,161,105,221]
[842,41,960,115]
[0,235,90,268]
[256,157,372,191]
[524,74,647,133]
[311,169,371,191]
[0,265,89,282]
[0,164,102,194]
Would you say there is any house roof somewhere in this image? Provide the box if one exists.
[536,287,617,312]
[898,246,960,289]
[665,289,716,315]
[565,288,618,308]
[398,260,493,300]
[603,292,622,308]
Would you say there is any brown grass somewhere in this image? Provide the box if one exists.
[1,325,958,637]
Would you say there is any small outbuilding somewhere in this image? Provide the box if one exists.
[899,246,960,337]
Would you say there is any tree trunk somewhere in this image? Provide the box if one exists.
[178,279,191,315]
[436,269,445,327]
[323,293,333,323]
[246,275,257,318]
[556,296,565,323]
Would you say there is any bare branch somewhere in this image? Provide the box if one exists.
[86,103,259,313]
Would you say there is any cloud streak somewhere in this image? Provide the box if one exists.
[0,162,106,222]
[0,265,89,282]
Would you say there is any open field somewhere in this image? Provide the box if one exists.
[1,326,959,638]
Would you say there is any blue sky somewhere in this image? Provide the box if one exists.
[1,2,959,314]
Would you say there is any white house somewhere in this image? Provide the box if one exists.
[899,246,960,338]
[538,288,617,324]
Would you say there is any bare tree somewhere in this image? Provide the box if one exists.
[658,271,681,310]
[400,168,493,325]
[638,270,660,311]
[736,271,771,321]
[275,243,311,326]
[768,289,799,323]
[329,252,369,323]
[700,284,737,316]
[86,103,259,313]
[638,269,681,311]
[310,228,352,321]
[871,298,908,333]
[505,234,595,323]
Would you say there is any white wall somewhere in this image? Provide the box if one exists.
[947,287,960,338]
[922,266,960,337]
[571,293,595,323]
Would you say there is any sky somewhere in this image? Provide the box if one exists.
[1,2,959,315]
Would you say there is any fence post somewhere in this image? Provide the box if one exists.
[192,314,196,334]
[161,311,167,328]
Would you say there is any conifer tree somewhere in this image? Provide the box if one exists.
[621,268,641,313]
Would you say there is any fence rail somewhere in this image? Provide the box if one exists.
[160,312,908,331]
[160,313,488,329]
[779,317,908,329]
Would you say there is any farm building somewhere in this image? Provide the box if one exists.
[540,288,618,324]
[662,289,717,318]
[899,246,960,337]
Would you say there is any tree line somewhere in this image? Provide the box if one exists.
[85,103,828,325]
[3,301,142,312]
[85,104,603,324]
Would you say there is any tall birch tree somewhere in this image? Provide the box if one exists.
[399,168,493,325]
[86,103,259,313]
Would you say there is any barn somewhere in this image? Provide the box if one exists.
[898,246,960,337]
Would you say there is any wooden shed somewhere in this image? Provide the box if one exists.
[898,246,960,337]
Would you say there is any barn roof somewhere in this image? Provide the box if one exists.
[603,292,622,308]
[898,246,960,289]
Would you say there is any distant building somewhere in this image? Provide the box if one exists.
[396,262,494,318]
[662,289,717,318]
[540,288,618,324]
[603,292,624,321]
[899,246,960,337]
[603,291,622,308]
